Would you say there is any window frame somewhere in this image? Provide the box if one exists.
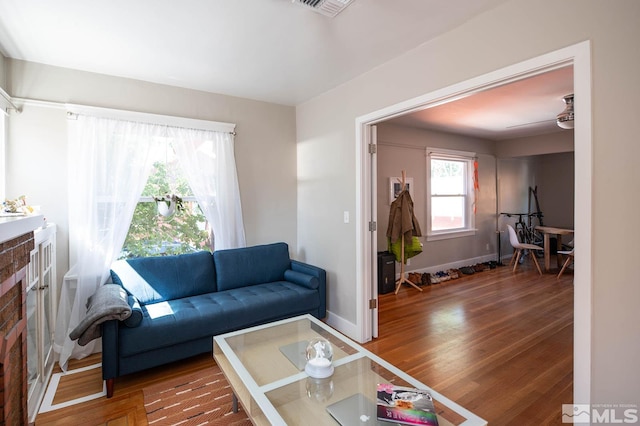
[0,113,5,201]
[425,147,476,241]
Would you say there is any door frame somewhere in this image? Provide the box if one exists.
[355,41,592,405]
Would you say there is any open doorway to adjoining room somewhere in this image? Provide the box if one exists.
[355,41,592,405]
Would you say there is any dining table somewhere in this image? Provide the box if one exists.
[535,225,574,272]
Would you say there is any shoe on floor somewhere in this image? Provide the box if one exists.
[447,269,460,279]
[459,266,475,275]
[408,272,422,285]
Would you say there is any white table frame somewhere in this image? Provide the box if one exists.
[214,314,486,426]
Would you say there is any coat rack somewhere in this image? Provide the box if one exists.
[394,171,422,294]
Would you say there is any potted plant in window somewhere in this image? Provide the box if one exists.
[154,194,184,217]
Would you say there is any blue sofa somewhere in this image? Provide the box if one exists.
[102,242,326,397]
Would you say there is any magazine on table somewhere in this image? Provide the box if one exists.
[376,384,439,426]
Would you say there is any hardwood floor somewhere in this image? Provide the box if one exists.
[35,262,573,425]
[365,262,574,425]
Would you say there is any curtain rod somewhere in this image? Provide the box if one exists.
[66,111,237,136]
[10,97,237,135]
[0,87,20,115]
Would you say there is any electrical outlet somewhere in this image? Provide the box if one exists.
[343,211,349,223]
[486,243,490,251]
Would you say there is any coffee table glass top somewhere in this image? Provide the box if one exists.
[213,314,486,426]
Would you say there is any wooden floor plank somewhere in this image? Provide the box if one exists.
[35,262,573,425]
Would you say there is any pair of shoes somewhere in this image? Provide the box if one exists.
[429,273,441,284]
[447,269,460,279]
[421,273,431,286]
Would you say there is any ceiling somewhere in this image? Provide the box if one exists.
[385,66,574,140]
[0,0,511,106]
[0,0,573,140]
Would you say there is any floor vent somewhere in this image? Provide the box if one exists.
[293,0,354,18]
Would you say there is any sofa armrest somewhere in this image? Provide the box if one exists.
[101,319,119,381]
[284,269,319,289]
[123,295,143,327]
[290,260,326,319]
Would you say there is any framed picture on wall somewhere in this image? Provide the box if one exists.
[389,177,414,204]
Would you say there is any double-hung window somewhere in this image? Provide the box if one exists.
[426,147,476,240]
[121,140,210,259]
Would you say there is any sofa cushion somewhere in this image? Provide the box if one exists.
[118,281,319,357]
[214,242,291,291]
[110,251,216,304]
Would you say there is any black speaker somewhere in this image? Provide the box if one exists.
[378,251,396,294]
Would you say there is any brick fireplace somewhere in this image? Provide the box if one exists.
[0,224,37,425]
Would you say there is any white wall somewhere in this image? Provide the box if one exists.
[6,59,298,295]
[297,0,640,406]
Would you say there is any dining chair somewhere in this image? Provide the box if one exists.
[557,249,575,279]
[507,224,543,275]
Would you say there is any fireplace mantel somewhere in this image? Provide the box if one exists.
[0,214,44,243]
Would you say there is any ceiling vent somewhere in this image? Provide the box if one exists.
[293,0,354,18]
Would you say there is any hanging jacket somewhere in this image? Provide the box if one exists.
[386,189,422,244]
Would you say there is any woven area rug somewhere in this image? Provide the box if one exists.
[143,365,252,425]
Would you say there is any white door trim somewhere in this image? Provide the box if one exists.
[355,40,592,405]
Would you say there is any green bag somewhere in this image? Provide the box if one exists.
[388,236,423,264]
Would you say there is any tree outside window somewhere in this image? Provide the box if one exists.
[120,145,211,259]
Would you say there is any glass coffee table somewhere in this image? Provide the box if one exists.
[213,314,486,426]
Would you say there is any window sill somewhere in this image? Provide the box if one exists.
[426,229,476,242]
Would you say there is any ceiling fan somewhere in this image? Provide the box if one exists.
[556,94,574,129]
[507,93,574,130]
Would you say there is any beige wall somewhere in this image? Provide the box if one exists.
[6,59,298,293]
[376,123,497,272]
[533,152,575,229]
[376,123,574,273]
[0,51,6,89]
[496,130,574,158]
[297,0,640,406]
[496,154,575,256]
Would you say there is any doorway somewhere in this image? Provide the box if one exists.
[355,41,592,405]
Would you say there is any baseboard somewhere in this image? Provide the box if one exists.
[324,310,361,343]
[403,252,500,276]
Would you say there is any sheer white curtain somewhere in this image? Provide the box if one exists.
[172,128,246,250]
[55,115,162,369]
[55,112,245,369]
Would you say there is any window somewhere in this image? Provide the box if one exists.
[0,113,5,200]
[426,148,476,240]
[120,141,211,259]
